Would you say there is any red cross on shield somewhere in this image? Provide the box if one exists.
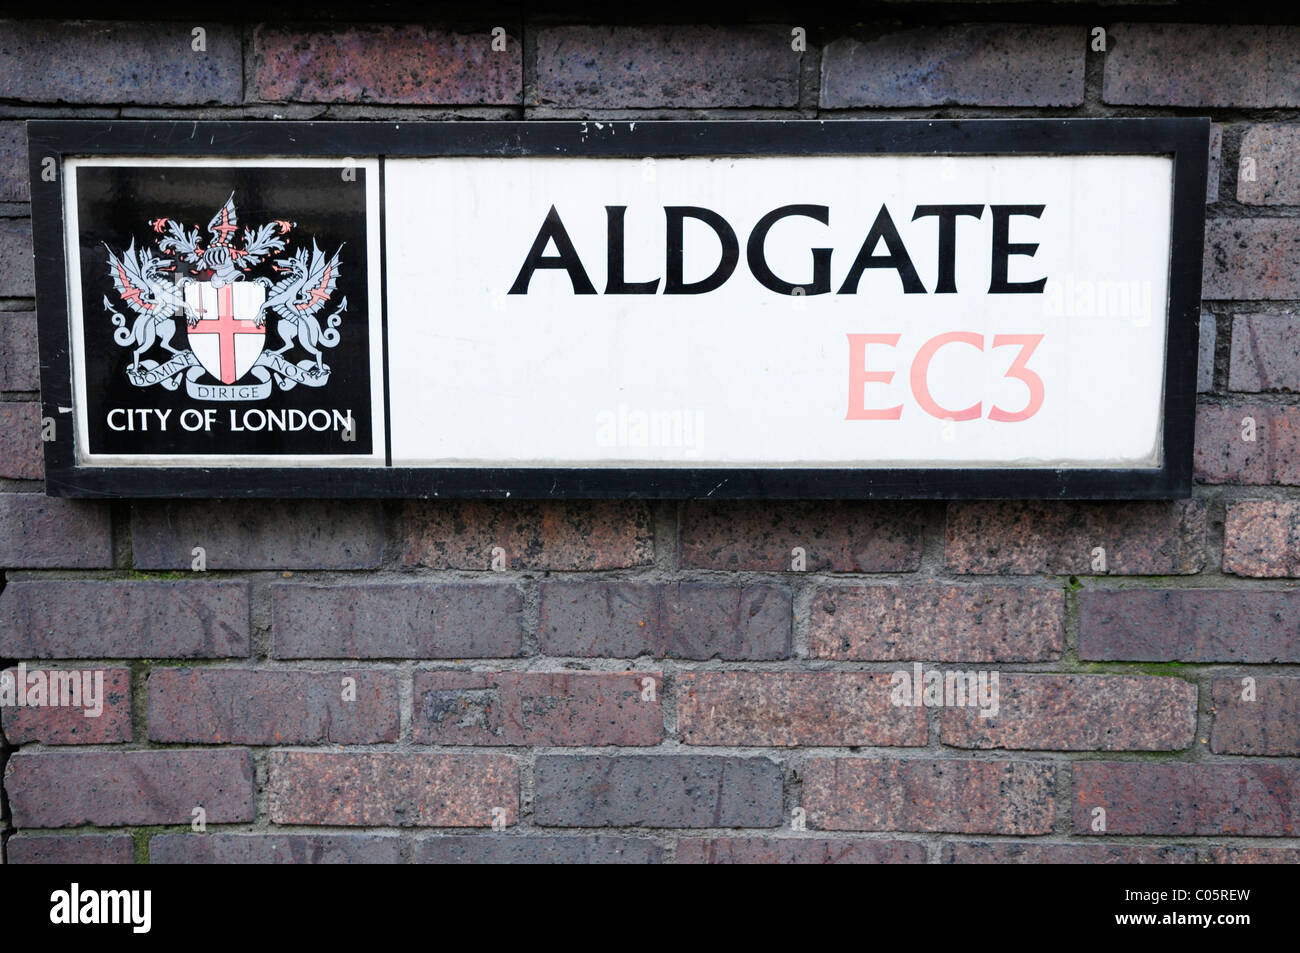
[184,281,267,385]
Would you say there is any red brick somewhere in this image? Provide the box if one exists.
[1,666,131,744]
[268,751,518,827]
[677,672,926,747]
[0,493,112,568]
[0,123,29,202]
[254,25,520,106]
[940,675,1196,751]
[1080,588,1300,662]
[150,833,401,864]
[1195,405,1300,484]
[414,835,661,864]
[1238,125,1300,205]
[822,25,1084,108]
[539,581,791,660]
[272,583,523,659]
[946,500,1206,574]
[1073,762,1300,835]
[678,837,925,864]
[1204,220,1300,300]
[941,842,1195,864]
[678,501,922,572]
[0,400,40,479]
[147,668,400,745]
[536,25,798,108]
[1103,24,1300,107]
[0,311,38,390]
[0,219,33,296]
[1211,676,1300,755]
[1207,847,1300,863]
[808,585,1063,662]
[6,834,134,864]
[805,759,1054,834]
[415,670,662,746]
[403,500,652,570]
[4,749,255,827]
[1224,500,1300,576]
[1228,314,1300,392]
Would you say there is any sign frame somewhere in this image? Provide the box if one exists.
[28,118,1208,500]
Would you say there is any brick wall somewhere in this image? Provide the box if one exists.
[2,12,1299,865]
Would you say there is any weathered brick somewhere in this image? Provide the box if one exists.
[414,670,662,746]
[147,668,400,744]
[805,759,1054,834]
[1073,762,1300,835]
[536,25,797,108]
[535,755,782,828]
[1195,404,1300,484]
[0,580,250,658]
[1080,589,1300,662]
[0,400,40,479]
[1208,847,1300,863]
[808,585,1063,662]
[0,493,112,568]
[1103,24,1300,107]
[940,675,1196,751]
[1199,312,1216,392]
[1229,314,1300,392]
[5,834,134,864]
[1207,123,1223,204]
[946,500,1206,574]
[1203,220,1300,300]
[941,842,1195,864]
[1238,124,1300,205]
[0,311,37,391]
[539,581,791,660]
[0,219,33,296]
[268,751,517,827]
[1211,676,1300,755]
[272,583,523,659]
[0,20,241,104]
[0,123,28,202]
[677,672,926,747]
[414,835,661,864]
[133,499,384,570]
[4,749,255,827]
[679,501,922,572]
[403,500,651,570]
[253,25,520,106]
[1,666,131,744]
[821,25,1084,108]
[677,837,925,864]
[150,833,401,864]
[1224,500,1300,577]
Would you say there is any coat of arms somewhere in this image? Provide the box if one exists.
[102,194,347,401]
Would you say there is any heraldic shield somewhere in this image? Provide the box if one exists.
[184,281,267,385]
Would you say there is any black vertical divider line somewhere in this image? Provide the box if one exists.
[379,156,393,469]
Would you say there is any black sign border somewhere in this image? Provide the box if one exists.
[28,118,1208,500]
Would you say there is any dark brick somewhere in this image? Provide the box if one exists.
[403,500,652,570]
[0,493,112,568]
[414,670,662,746]
[0,20,241,105]
[1080,589,1300,662]
[805,759,1054,834]
[1238,124,1300,205]
[5,834,134,864]
[808,585,1063,662]
[1208,847,1300,863]
[1211,676,1300,755]
[1229,314,1300,392]
[133,499,384,570]
[0,400,40,479]
[4,749,255,827]
[254,25,520,106]
[536,25,798,108]
[268,751,518,827]
[941,842,1195,864]
[535,755,782,828]
[1203,220,1300,300]
[946,500,1206,574]
[1,666,131,744]
[677,672,926,747]
[414,835,661,864]
[0,219,32,296]
[539,581,791,660]
[147,668,400,744]
[1073,762,1300,835]
[1195,405,1300,484]
[0,580,250,658]
[272,583,523,659]
[1104,24,1300,107]
[677,837,925,864]
[1199,311,1216,392]
[0,311,37,391]
[1207,123,1223,204]
[150,833,402,864]
[0,122,28,202]
[678,501,922,572]
[940,675,1196,751]
[1224,500,1300,577]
